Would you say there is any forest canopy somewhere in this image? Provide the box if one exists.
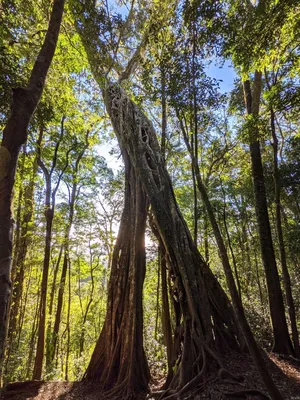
[0,0,300,399]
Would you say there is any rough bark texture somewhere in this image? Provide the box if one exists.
[104,84,243,398]
[84,151,150,399]
[270,108,299,356]
[243,73,294,356]
[0,0,65,366]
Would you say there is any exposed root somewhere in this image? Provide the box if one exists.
[150,366,265,400]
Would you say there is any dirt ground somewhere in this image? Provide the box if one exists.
[1,352,300,399]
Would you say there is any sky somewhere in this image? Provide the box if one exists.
[206,60,237,94]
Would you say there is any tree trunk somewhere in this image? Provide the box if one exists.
[84,152,150,399]
[149,219,175,389]
[48,249,68,368]
[45,245,62,368]
[32,181,54,380]
[104,84,246,398]
[7,131,42,366]
[10,149,26,282]
[154,256,161,341]
[65,256,71,381]
[243,73,294,356]
[0,0,65,366]
[160,246,174,388]
[270,108,299,356]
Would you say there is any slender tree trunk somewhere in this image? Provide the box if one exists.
[222,206,242,301]
[157,72,175,386]
[220,187,242,300]
[192,26,199,245]
[161,67,167,160]
[33,116,70,379]
[26,277,41,379]
[65,257,71,381]
[254,247,264,309]
[160,246,174,388]
[270,108,299,355]
[79,261,95,357]
[178,112,244,309]
[10,149,26,281]
[0,0,65,366]
[45,245,62,369]
[48,249,68,367]
[192,167,198,244]
[7,131,42,364]
[203,213,209,263]
[154,258,161,341]
[32,180,54,380]
[243,73,294,355]
[150,220,175,389]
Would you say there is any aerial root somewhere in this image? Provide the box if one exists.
[223,389,270,399]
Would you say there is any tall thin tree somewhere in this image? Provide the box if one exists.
[0,0,65,369]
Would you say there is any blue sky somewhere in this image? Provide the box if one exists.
[206,60,237,94]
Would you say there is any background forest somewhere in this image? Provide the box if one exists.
[0,0,300,399]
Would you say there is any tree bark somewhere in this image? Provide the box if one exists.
[243,72,294,356]
[0,0,65,366]
[84,151,150,399]
[270,108,299,356]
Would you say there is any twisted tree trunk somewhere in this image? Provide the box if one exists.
[104,84,245,398]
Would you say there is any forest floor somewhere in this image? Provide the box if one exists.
[1,351,300,400]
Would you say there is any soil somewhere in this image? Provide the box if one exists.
[1,352,300,400]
